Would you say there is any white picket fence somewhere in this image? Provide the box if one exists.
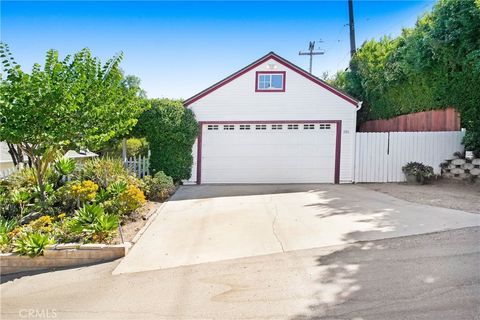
[124,154,150,178]
[354,131,465,182]
[0,164,22,180]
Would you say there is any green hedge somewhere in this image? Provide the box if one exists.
[331,0,480,153]
[135,99,198,182]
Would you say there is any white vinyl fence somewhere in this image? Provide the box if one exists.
[354,131,465,183]
[124,154,150,178]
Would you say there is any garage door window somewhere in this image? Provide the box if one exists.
[255,124,267,130]
[319,124,331,130]
[287,124,299,130]
[207,125,219,130]
[223,125,235,130]
[303,124,315,130]
[240,125,251,130]
[272,124,283,130]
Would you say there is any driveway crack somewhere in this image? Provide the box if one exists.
[271,203,285,253]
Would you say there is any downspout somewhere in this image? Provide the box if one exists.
[353,101,363,183]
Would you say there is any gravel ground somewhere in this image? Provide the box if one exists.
[111,201,162,244]
[362,180,480,214]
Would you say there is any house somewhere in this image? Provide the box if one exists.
[184,52,362,184]
[0,142,98,172]
[0,142,14,171]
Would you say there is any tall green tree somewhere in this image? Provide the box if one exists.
[0,43,146,204]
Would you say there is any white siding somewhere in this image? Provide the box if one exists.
[188,58,357,183]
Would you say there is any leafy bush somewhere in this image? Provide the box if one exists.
[103,137,149,158]
[13,232,53,257]
[0,217,17,252]
[69,205,119,243]
[118,185,146,214]
[67,180,99,204]
[78,158,132,188]
[402,162,434,183]
[135,99,198,182]
[143,171,175,201]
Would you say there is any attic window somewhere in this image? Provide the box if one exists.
[256,72,285,92]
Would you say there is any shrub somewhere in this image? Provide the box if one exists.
[134,99,198,182]
[118,185,146,213]
[13,232,54,257]
[68,180,99,204]
[78,158,133,188]
[69,204,119,243]
[143,171,175,201]
[103,137,149,158]
[0,217,17,252]
[402,162,434,184]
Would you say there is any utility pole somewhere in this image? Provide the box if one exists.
[298,41,324,74]
[348,0,356,57]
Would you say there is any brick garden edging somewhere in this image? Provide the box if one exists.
[0,242,131,275]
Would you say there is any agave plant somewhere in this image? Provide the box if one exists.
[13,232,54,257]
[70,204,119,243]
[10,189,32,217]
[107,180,128,196]
[54,157,77,176]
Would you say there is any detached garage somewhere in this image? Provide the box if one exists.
[184,52,362,184]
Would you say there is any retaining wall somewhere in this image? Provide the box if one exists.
[0,243,130,275]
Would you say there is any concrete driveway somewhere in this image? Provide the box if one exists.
[114,184,480,274]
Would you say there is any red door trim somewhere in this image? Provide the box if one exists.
[196,120,342,184]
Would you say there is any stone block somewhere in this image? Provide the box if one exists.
[470,168,480,176]
[450,168,465,175]
[461,163,475,170]
[79,244,107,250]
[472,158,480,165]
[55,243,80,250]
[451,158,466,165]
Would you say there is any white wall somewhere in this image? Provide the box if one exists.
[187,57,358,183]
[354,131,465,183]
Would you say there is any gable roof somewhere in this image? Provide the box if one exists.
[184,51,359,107]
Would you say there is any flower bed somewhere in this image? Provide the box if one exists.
[0,157,175,258]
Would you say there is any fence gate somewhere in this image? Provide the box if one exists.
[354,131,465,183]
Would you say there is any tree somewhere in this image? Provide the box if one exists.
[135,99,198,182]
[0,43,146,204]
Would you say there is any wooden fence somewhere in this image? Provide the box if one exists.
[354,131,465,182]
[124,154,150,178]
[359,108,460,132]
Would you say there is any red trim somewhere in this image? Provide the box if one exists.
[255,71,286,92]
[196,120,342,184]
[184,52,358,106]
[196,124,203,184]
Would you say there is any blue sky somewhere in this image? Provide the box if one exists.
[1,1,435,99]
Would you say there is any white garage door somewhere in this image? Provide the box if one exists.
[200,122,337,183]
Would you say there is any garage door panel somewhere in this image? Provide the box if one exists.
[201,123,337,183]
[202,145,335,157]
[202,157,336,170]
[203,168,334,184]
